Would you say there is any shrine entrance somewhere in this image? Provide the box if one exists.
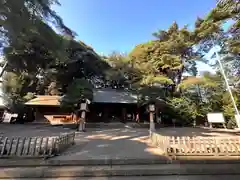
[88,103,143,123]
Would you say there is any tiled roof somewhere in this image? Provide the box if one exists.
[25,95,61,106]
[25,89,138,106]
[93,89,138,104]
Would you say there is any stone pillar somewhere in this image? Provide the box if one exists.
[78,111,86,131]
[149,112,155,132]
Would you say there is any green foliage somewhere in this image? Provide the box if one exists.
[129,22,201,92]
[60,78,93,109]
[168,97,198,123]
[0,0,75,47]
[1,0,109,112]
[103,52,142,88]
[141,75,174,85]
[179,76,204,90]
[2,72,32,112]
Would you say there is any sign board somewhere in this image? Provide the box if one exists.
[207,113,225,123]
[235,115,240,128]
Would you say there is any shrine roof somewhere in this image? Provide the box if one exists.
[25,89,138,106]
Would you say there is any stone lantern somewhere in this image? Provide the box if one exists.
[148,103,156,132]
[78,99,90,132]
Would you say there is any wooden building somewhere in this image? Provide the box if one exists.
[25,89,149,125]
[25,95,68,124]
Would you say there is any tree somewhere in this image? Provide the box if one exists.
[129,22,204,100]
[102,52,142,89]
[1,2,110,114]
[190,0,240,127]
[2,32,109,112]
[194,0,239,75]
[0,0,75,47]
[60,78,93,128]
[60,78,93,108]
[179,70,239,128]
[0,0,74,112]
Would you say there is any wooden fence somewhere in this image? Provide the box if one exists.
[150,132,240,156]
[0,132,75,158]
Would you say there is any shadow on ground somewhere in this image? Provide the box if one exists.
[53,128,169,160]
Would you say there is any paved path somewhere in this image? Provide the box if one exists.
[50,127,240,161]
[53,128,166,161]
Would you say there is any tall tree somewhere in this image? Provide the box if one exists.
[0,0,75,47]
[103,52,142,89]
[129,22,201,95]
[0,1,110,113]
[194,0,239,75]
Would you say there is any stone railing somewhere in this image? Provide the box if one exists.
[0,132,75,158]
[150,131,240,157]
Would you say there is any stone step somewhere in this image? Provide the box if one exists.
[1,157,240,167]
[11,175,240,180]
[63,122,163,129]
[1,163,240,178]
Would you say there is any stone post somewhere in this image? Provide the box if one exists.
[78,111,86,131]
[149,111,155,132]
[149,104,156,132]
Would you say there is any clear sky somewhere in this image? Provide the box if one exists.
[53,0,218,72]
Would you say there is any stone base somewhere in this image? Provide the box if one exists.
[1,163,240,178]
[1,157,240,167]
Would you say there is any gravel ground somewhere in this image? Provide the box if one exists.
[1,124,240,138]
[0,124,74,138]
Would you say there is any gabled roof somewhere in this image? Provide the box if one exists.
[25,95,61,106]
[93,89,138,104]
[25,89,138,106]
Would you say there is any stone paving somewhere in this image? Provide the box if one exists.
[53,128,166,161]
[52,127,240,161]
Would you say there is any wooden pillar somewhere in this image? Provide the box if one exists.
[122,108,126,122]
[136,112,139,123]
[156,107,162,124]
[104,106,109,122]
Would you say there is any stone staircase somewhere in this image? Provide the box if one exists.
[1,158,240,179]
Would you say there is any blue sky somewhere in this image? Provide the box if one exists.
[53,0,218,72]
